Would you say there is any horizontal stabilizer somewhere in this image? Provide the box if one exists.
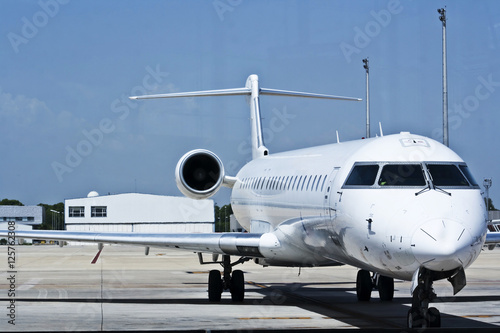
[260,88,362,101]
[129,74,361,160]
[129,88,250,100]
[130,87,361,102]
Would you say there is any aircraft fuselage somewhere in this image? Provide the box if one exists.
[231,132,487,281]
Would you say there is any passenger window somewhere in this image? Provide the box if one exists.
[320,174,327,191]
[315,175,322,191]
[302,176,312,191]
[296,176,303,190]
[311,175,318,191]
[427,164,469,186]
[300,176,306,191]
[379,164,425,186]
[345,165,379,186]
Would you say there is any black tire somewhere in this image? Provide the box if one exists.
[428,307,441,327]
[356,270,372,301]
[407,308,424,328]
[230,270,245,302]
[208,270,222,302]
[377,275,394,301]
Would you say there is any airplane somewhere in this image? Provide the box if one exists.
[2,74,500,328]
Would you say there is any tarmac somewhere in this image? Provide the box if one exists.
[1,244,500,332]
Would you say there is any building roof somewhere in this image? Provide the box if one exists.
[0,205,44,225]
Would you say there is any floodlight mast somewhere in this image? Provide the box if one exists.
[438,7,448,147]
[362,58,370,138]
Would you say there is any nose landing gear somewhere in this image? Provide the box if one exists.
[407,269,441,328]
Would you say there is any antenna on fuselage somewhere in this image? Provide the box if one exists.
[379,122,384,137]
[130,74,361,160]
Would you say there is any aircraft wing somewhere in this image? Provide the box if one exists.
[0,230,276,258]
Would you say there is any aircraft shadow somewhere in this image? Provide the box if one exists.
[248,281,500,329]
[5,281,500,330]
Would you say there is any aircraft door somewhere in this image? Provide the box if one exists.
[323,167,340,219]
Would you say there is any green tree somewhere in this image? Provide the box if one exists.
[37,202,65,230]
[214,204,232,232]
[0,198,24,206]
[485,198,497,211]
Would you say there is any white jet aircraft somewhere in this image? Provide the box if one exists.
[2,74,499,328]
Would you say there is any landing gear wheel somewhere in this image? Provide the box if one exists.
[377,275,394,301]
[407,308,424,328]
[208,270,223,302]
[407,269,441,328]
[230,269,245,302]
[356,270,373,301]
[428,307,441,327]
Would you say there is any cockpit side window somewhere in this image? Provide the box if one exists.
[378,164,425,186]
[459,164,479,186]
[427,164,469,186]
[345,165,379,186]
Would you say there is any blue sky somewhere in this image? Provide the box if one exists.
[1,0,499,207]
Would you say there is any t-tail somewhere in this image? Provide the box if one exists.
[130,74,361,160]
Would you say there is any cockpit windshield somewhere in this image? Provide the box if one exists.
[343,162,479,189]
[426,164,469,186]
[378,164,425,186]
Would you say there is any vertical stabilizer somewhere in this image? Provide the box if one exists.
[246,75,269,159]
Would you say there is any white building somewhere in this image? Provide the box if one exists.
[0,205,44,244]
[65,192,214,234]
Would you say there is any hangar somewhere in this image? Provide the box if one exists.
[65,192,214,241]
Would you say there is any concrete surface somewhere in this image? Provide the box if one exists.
[1,244,500,331]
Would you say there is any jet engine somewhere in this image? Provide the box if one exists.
[175,149,226,199]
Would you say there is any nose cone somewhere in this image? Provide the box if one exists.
[411,219,473,272]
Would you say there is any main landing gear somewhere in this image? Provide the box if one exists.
[207,255,248,302]
[407,270,441,328]
[356,270,394,302]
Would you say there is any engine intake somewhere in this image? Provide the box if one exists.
[175,149,225,199]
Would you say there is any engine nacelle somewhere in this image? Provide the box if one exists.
[175,149,225,199]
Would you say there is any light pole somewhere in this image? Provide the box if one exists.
[50,210,63,230]
[438,8,448,147]
[484,178,492,212]
[362,58,370,138]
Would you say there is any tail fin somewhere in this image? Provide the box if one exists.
[130,74,361,160]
